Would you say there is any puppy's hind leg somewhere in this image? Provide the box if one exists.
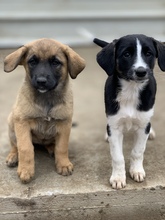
[6,144,18,167]
[45,144,54,157]
[6,129,18,167]
[148,126,156,140]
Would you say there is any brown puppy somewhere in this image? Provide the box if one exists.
[4,38,85,183]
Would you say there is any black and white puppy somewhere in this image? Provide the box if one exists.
[93,34,165,189]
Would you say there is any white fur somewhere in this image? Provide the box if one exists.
[133,38,148,69]
[109,80,154,130]
[107,79,154,189]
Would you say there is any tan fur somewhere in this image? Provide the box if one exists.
[4,38,85,183]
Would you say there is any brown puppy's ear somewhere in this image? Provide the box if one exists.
[4,46,27,72]
[64,46,85,79]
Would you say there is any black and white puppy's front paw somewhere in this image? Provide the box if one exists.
[129,161,146,182]
[110,171,126,189]
[129,167,146,182]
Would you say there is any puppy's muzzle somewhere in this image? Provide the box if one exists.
[35,76,48,93]
[36,77,47,87]
[33,76,57,93]
[134,66,149,81]
[135,67,147,77]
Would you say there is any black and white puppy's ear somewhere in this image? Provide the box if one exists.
[96,40,117,76]
[93,38,109,48]
[153,40,165,71]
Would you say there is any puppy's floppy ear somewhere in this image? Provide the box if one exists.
[4,46,27,73]
[64,46,85,79]
[96,40,116,76]
[153,40,165,71]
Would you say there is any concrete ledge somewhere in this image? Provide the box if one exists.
[1,188,165,220]
[1,47,165,219]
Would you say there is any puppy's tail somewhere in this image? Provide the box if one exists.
[93,38,109,48]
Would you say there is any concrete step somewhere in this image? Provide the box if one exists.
[0,0,165,47]
[0,47,165,219]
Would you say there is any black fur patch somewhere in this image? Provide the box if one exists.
[145,122,151,134]
[138,77,156,112]
[28,55,61,92]
[107,124,111,136]
[105,75,120,115]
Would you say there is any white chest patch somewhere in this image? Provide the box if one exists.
[117,80,145,117]
[108,79,154,130]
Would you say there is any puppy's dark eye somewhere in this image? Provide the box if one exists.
[123,51,131,58]
[50,57,62,67]
[145,51,152,57]
[28,56,38,68]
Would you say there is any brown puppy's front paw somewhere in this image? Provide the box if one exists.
[56,160,74,176]
[6,152,18,167]
[17,166,34,183]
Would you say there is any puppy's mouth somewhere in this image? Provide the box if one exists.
[32,77,58,93]
[36,85,56,93]
[128,76,149,83]
[126,69,150,82]
[38,89,48,93]
[135,76,149,82]
[133,67,151,82]
[133,72,149,83]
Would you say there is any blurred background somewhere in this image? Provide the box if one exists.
[0,0,165,48]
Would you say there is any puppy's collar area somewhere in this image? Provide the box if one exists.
[44,116,51,121]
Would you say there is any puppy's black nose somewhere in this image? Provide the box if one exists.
[135,67,147,78]
[36,77,47,86]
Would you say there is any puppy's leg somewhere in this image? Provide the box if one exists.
[14,121,35,183]
[6,144,18,167]
[6,115,18,167]
[55,120,73,176]
[148,126,156,140]
[129,123,150,182]
[107,125,126,189]
[45,145,54,157]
